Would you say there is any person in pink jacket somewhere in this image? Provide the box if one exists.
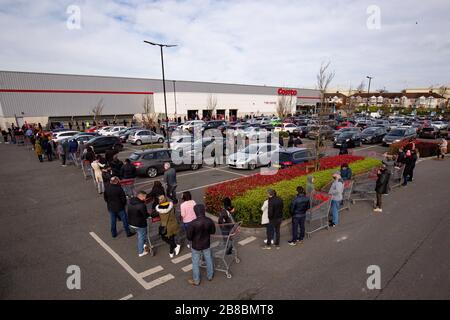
[180,191,197,248]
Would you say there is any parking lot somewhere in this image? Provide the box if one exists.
[1,141,449,300]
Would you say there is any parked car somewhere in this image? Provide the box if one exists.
[274,123,300,134]
[227,143,280,170]
[128,148,201,178]
[419,126,445,139]
[333,131,362,148]
[333,127,361,138]
[98,126,113,135]
[360,127,387,144]
[202,120,227,132]
[431,121,448,130]
[85,125,104,133]
[382,127,417,146]
[306,125,335,140]
[51,131,80,142]
[127,129,165,146]
[180,120,205,132]
[85,136,123,153]
[69,132,99,144]
[103,126,128,136]
[118,128,142,143]
[335,121,354,130]
[271,147,322,169]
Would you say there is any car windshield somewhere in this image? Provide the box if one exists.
[86,137,98,144]
[240,144,259,154]
[129,153,140,161]
[389,129,406,136]
[278,152,292,162]
[339,132,354,138]
[362,128,376,134]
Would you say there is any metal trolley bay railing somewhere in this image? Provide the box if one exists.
[306,191,332,237]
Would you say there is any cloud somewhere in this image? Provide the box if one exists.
[0,0,449,91]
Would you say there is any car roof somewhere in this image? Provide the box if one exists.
[279,147,308,153]
[134,148,171,155]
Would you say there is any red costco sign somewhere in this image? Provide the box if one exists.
[278,88,297,96]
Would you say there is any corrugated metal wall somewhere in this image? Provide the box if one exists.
[0,71,320,117]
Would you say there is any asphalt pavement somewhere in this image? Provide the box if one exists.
[0,140,448,299]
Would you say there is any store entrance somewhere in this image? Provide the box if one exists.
[229,109,238,121]
[187,110,199,120]
[216,109,226,120]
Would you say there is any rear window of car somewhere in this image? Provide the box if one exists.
[278,152,292,162]
[129,153,141,161]
[422,127,434,132]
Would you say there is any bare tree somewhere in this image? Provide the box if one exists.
[205,93,218,119]
[314,61,335,170]
[276,95,294,118]
[141,95,159,129]
[91,99,104,121]
[356,81,365,93]
[437,85,448,109]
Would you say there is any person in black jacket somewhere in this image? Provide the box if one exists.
[128,191,151,257]
[218,197,236,255]
[374,165,390,213]
[103,176,134,238]
[109,154,123,178]
[148,180,165,210]
[121,159,137,179]
[339,140,349,155]
[186,204,216,286]
[401,150,417,186]
[263,189,284,249]
[288,186,310,245]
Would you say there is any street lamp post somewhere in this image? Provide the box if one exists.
[173,80,177,122]
[143,40,177,148]
[366,76,373,112]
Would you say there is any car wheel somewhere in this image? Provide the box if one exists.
[191,163,200,171]
[147,167,158,178]
[136,140,142,146]
[248,162,257,170]
[157,138,164,143]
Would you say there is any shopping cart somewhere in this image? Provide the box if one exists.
[339,179,354,212]
[201,222,241,279]
[306,191,332,237]
[120,178,136,198]
[390,165,405,189]
[145,198,186,257]
[350,169,378,206]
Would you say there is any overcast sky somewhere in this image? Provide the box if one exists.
[0,0,449,91]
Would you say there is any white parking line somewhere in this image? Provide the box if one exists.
[181,264,193,272]
[354,145,382,151]
[134,168,216,187]
[176,177,240,194]
[238,236,257,246]
[89,232,174,290]
[119,294,133,300]
[204,165,251,177]
[145,274,175,290]
[138,266,164,279]
[171,253,192,264]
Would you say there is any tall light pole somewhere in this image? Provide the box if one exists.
[144,40,177,147]
[173,80,177,122]
[366,76,373,111]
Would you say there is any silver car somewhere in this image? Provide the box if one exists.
[127,129,165,146]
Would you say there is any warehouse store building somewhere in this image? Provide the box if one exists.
[0,71,320,129]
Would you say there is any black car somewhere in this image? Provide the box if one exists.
[334,131,362,148]
[271,147,321,169]
[86,136,123,153]
[360,127,387,144]
[202,120,227,132]
[118,127,142,143]
[128,148,201,178]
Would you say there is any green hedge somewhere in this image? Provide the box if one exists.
[232,158,382,226]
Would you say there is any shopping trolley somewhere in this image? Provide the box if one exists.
[340,179,354,212]
[81,160,93,180]
[201,222,241,279]
[120,178,136,199]
[350,168,378,206]
[306,191,332,237]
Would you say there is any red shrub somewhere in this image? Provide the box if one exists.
[204,154,363,213]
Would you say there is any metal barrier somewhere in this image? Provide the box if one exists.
[340,179,354,212]
[202,222,241,279]
[306,191,332,237]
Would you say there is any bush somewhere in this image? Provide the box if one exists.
[222,158,381,227]
[388,139,449,158]
[142,144,164,150]
[204,155,364,215]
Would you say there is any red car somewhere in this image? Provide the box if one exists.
[85,125,103,133]
[336,121,354,130]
